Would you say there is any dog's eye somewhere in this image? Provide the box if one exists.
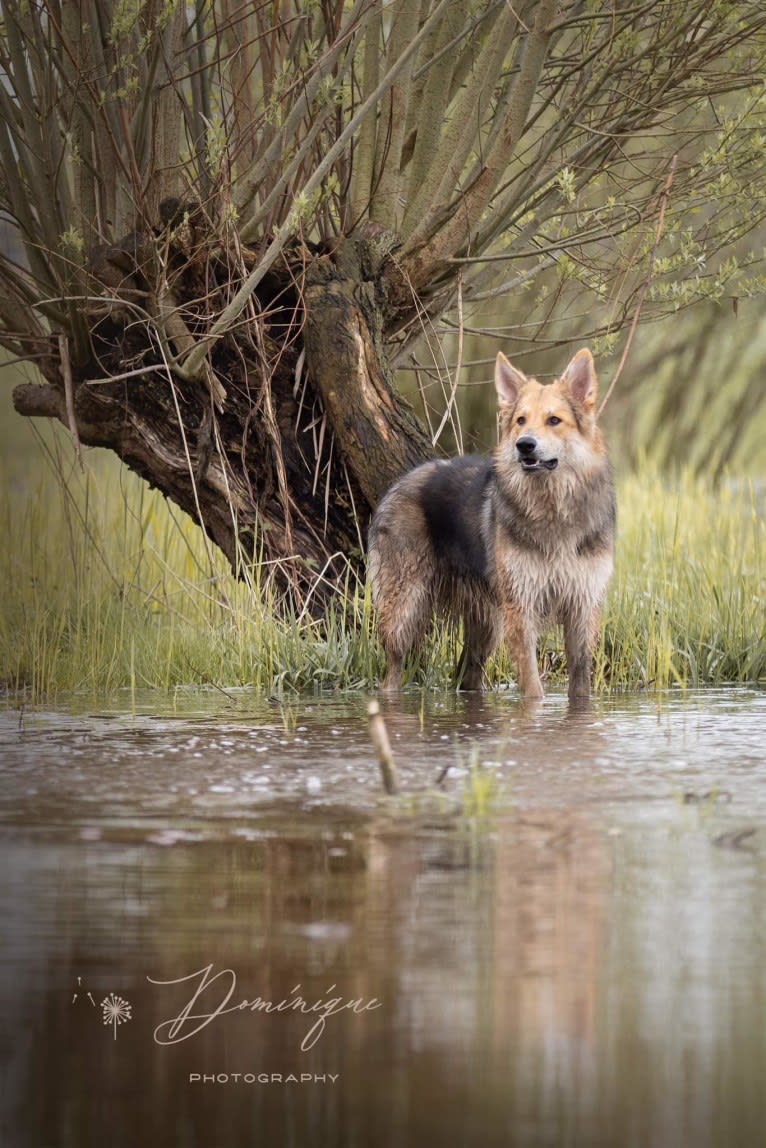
[547,415,561,426]
[517,416,526,425]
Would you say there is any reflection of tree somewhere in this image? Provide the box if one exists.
[10,791,766,1143]
[10,802,613,1135]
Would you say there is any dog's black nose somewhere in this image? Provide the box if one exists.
[516,436,537,456]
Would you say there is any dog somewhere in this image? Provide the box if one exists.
[368,348,615,699]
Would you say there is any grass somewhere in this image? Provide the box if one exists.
[0,427,764,699]
[0,428,382,697]
[600,469,766,689]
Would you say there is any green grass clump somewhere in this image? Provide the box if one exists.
[0,446,383,697]
[0,435,763,698]
[598,469,766,689]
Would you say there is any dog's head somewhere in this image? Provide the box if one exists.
[494,348,602,476]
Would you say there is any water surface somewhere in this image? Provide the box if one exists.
[2,687,765,1147]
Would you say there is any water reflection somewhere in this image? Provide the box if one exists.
[2,688,766,1146]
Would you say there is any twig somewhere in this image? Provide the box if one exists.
[58,332,82,467]
[367,699,400,795]
[431,271,464,450]
[598,154,678,417]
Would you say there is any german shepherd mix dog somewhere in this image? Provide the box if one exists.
[368,349,615,700]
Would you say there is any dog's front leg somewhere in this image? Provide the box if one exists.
[564,607,599,700]
[502,603,543,698]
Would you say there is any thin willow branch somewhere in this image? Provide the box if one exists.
[369,0,422,229]
[401,3,463,210]
[348,0,382,223]
[234,0,371,217]
[599,155,678,416]
[185,0,456,379]
[403,0,558,286]
[240,10,369,238]
[400,2,512,241]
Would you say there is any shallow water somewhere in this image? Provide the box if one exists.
[2,686,766,1147]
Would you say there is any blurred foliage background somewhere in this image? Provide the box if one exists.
[397,293,766,476]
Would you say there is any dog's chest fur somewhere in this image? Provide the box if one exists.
[484,466,615,622]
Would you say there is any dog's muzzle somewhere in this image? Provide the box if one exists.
[516,435,559,473]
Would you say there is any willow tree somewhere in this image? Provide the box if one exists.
[2,1,766,599]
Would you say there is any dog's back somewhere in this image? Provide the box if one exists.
[369,349,615,697]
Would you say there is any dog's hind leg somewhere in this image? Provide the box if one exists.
[457,606,499,691]
[377,581,431,692]
[370,541,433,692]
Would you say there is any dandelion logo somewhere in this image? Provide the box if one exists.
[101,993,133,1040]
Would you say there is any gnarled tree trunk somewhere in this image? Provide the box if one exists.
[12,229,432,602]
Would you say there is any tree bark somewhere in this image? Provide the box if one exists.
[304,239,432,506]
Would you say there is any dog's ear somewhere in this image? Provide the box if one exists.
[560,348,597,411]
[495,352,527,407]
